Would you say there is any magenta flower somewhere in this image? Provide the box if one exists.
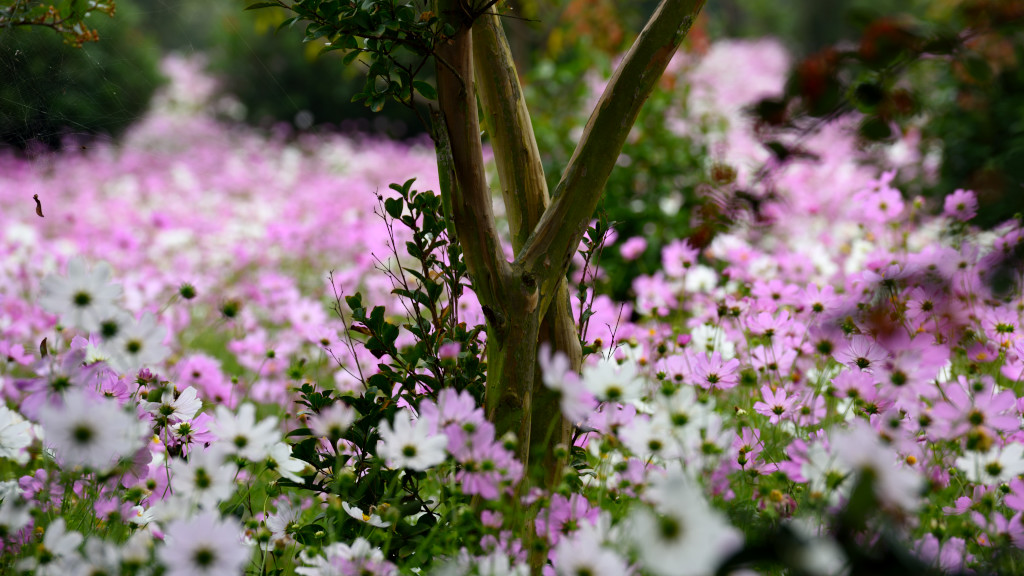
[619,236,648,261]
[834,335,889,372]
[931,375,1019,441]
[690,351,740,391]
[753,385,798,424]
[943,189,978,221]
[535,493,599,545]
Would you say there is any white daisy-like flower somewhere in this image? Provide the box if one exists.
[308,402,357,439]
[73,538,122,576]
[0,487,32,537]
[145,386,203,425]
[127,505,159,528]
[956,443,1024,486]
[0,403,34,464]
[17,518,84,576]
[342,501,392,528]
[689,323,736,360]
[210,403,280,462]
[265,499,302,550]
[297,538,392,576]
[266,441,308,483]
[169,445,238,510]
[158,511,250,576]
[103,312,170,375]
[38,257,123,333]
[582,355,644,403]
[831,423,923,511]
[38,389,147,472]
[553,521,627,576]
[629,471,742,576]
[376,410,448,471]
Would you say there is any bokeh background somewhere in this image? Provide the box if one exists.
[2,0,1022,299]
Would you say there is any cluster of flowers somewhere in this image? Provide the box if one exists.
[0,40,1022,576]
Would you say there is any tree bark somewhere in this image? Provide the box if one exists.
[472,11,581,493]
[432,2,707,572]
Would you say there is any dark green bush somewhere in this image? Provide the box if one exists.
[921,34,1024,228]
[0,1,162,149]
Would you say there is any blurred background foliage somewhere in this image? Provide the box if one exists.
[0,0,162,149]
[1,0,1022,289]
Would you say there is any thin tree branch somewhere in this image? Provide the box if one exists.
[515,0,707,317]
[433,1,511,312]
[472,10,548,253]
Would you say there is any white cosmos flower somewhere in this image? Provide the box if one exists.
[72,538,122,576]
[38,389,147,472]
[308,402,357,439]
[342,501,391,528]
[146,386,203,425]
[956,443,1024,486]
[297,537,392,576]
[38,257,123,333]
[210,403,280,462]
[103,312,170,375]
[267,442,308,483]
[629,471,742,576]
[831,422,923,511]
[582,355,644,403]
[554,521,627,576]
[17,518,84,576]
[265,499,302,550]
[169,445,238,510]
[0,404,34,464]
[377,410,448,471]
[0,487,32,537]
[689,323,736,360]
[158,511,250,576]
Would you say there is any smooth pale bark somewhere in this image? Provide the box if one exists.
[433,0,543,469]
[432,4,706,571]
[472,12,581,491]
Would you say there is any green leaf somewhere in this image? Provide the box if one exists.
[343,50,362,66]
[384,197,404,219]
[277,17,301,33]
[413,81,437,101]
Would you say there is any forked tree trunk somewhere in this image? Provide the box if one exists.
[431,0,706,568]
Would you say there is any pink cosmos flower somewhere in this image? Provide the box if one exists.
[619,236,648,261]
[690,351,740,391]
[731,428,764,471]
[535,493,599,546]
[661,238,699,278]
[754,385,798,424]
[931,375,1018,441]
[830,369,876,399]
[915,534,971,573]
[834,335,889,372]
[943,189,978,221]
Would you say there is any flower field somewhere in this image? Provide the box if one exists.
[1,41,1023,576]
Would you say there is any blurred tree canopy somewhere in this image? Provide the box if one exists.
[0,0,161,149]
[0,0,115,46]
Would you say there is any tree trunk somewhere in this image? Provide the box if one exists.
[431,1,707,571]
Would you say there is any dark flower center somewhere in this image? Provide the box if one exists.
[73,424,94,444]
[193,546,216,567]
[658,514,682,540]
[73,291,92,307]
